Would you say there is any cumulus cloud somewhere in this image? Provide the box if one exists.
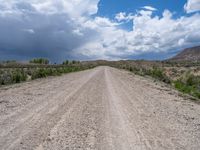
[76,9,200,59]
[0,0,200,61]
[115,12,134,22]
[184,0,200,13]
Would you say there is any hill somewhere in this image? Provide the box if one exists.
[170,46,200,61]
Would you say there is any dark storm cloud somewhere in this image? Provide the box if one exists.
[0,1,99,62]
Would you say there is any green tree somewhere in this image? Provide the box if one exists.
[63,60,69,65]
[30,58,49,64]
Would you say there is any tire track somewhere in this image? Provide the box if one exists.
[0,66,200,150]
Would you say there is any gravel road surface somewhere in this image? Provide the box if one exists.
[0,66,200,150]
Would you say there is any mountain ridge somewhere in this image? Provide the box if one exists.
[170,46,200,61]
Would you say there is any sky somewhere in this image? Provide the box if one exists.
[0,0,200,62]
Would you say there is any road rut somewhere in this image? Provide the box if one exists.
[0,66,200,150]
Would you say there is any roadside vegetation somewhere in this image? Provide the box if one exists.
[1,59,200,100]
[0,69,27,85]
[174,74,200,99]
[106,60,200,100]
[0,59,96,86]
[128,66,171,84]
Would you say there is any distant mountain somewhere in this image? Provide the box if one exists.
[170,46,200,62]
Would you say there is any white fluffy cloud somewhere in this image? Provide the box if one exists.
[0,0,200,61]
[184,0,200,13]
[76,9,200,59]
[115,12,134,22]
[0,0,99,17]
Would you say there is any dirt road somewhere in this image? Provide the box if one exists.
[0,66,200,150]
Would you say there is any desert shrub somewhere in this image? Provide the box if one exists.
[0,69,27,85]
[171,68,178,74]
[31,68,47,79]
[174,80,193,93]
[193,91,200,99]
[0,71,12,85]
[150,67,171,84]
[129,67,133,72]
[56,68,64,75]
[0,70,25,85]
[174,75,200,99]
[30,66,86,80]
[11,69,27,83]
[151,67,163,78]
[186,74,200,86]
